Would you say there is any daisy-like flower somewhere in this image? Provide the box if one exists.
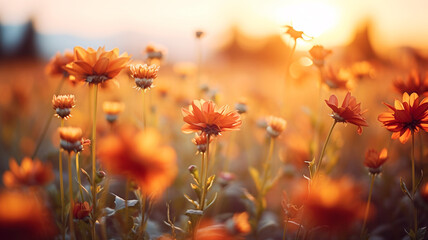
[97,126,177,198]
[52,94,75,119]
[129,64,160,91]
[64,46,130,84]
[364,148,388,174]
[182,100,242,136]
[145,44,165,62]
[325,92,368,134]
[192,133,212,153]
[45,51,74,78]
[2,157,54,188]
[73,201,92,220]
[309,45,332,67]
[324,67,350,90]
[378,92,428,143]
[393,70,428,96]
[283,25,304,40]
[266,116,287,138]
[59,127,89,153]
[102,101,125,123]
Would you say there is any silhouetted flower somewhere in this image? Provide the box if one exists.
[309,45,332,67]
[64,46,130,84]
[182,99,242,136]
[364,148,388,174]
[284,25,304,40]
[394,70,428,96]
[378,92,428,143]
[325,92,368,134]
[45,51,74,78]
[2,157,54,188]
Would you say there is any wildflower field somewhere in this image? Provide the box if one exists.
[0,1,428,239]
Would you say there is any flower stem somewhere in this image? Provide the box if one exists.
[283,219,289,240]
[361,173,375,238]
[315,120,337,178]
[124,178,130,228]
[91,84,99,240]
[255,137,275,236]
[59,119,65,240]
[68,153,75,240]
[200,135,211,210]
[411,131,418,234]
[75,153,83,202]
[137,192,149,239]
[142,92,147,129]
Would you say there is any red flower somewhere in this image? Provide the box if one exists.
[364,148,388,174]
[378,92,428,143]
[325,92,368,134]
[2,158,54,188]
[73,201,92,219]
[394,70,428,96]
[182,100,242,136]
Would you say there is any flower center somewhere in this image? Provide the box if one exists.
[332,112,345,122]
[203,124,221,136]
[86,75,109,84]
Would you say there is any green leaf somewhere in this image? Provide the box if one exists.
[81,168,91,184]
[249,167,261,191]
[400,178,413,200]
[206,175,216,190]
[183,194,199,208]
[190,183,201,199]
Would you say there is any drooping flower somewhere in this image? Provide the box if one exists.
[64,46,130,84]
[364,148,388,174]
[102,101,125,123]
[378,92,428,143]
[97,126,177,198]
[52,94,75,119]
[2,157,54,188]
[59,127,89,153]
[325,92,368,134]
[266,116,287,138]
[182,99,242,136]
[309,45,332,67]
[129,64,160,91]
[394,70,428,96]
[73,201,92,220]
[302,176,364,231]
[0,190,57,240]
[45,51,74,78]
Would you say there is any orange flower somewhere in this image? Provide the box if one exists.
[97,126,177,198]
[378,92,428,143]
[182,99,242,136]
[303,177,364,231]
[195,223,234,240]
[420,183,428,203]
[284,25,304,40]
[2,157,54,188]
[73,201,92,219]
[103,101,124,123]
[64,46,130,84]
[394,70,428,96]
[0,190,57,240]
[309,45,332,67]
[323,67,349,90]
[45,51,74,77]
[129,64,160,91]
[145,44,165,62]
[325,92,368,134]
[231,212,251,235]
[59,127,89,153]
[192,133,212,153]
[364,148,388,174]
[52,94,75,119]
[266,116,287,138]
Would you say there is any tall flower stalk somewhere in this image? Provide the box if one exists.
[91,84,98,236]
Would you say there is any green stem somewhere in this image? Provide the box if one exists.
[68,153,75,240]
[59,119,65,240]
[200,135,211,210]
[91,84,99,240]
[75,153,83,202]
[315,120,337,178]
[361,174,375,238]
[411,131,418,234]
[199,152,206,208]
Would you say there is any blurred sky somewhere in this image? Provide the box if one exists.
[0,0,427,60]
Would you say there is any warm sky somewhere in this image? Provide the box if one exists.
[0,0,427,59]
